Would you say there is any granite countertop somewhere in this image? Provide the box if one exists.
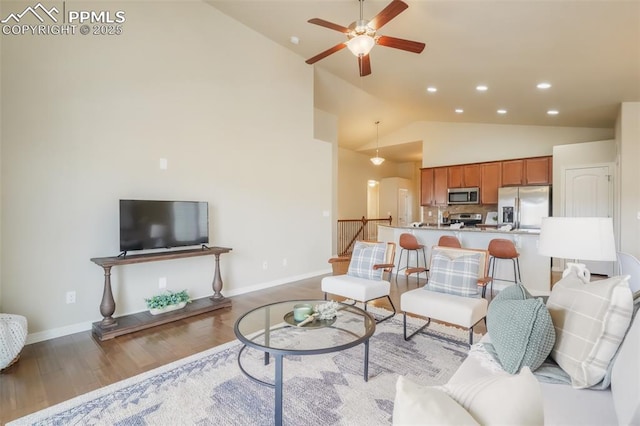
[381,224,541,235]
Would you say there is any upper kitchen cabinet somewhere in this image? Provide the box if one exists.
[463,164,481,187]
[421,167,448,206]
[420,168,434,206]
[448,164,481,188]
[524,156,552,185]
[433,167,448,205]
[501,159,525,186]
[481,162,502,204]
[501,156,552,186]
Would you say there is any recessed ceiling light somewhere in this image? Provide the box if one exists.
[290,36,300,45]
[427,87,437,93]
[455,108,464,114]
[537,82,552,89]
[547,109,559,115]
[476,85,488,92]
[497,109,507,114]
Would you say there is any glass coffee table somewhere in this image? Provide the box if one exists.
[234,300,376,426]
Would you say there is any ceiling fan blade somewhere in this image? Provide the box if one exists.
[376,35,425,53]
[307,18,350,34]
[358,54,371,77]
[305,43,347,64]
[368,0,409,30]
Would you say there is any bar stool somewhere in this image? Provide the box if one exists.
[396,233,428,282]
[438,235,462,248]
[487,238,521,297]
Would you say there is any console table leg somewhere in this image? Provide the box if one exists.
[211,253,224,300]
[99,266,117,327]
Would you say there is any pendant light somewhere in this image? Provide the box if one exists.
[370,120,385,166]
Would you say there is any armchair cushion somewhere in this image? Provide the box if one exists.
[347,241,386,281]
[427,251,481,297]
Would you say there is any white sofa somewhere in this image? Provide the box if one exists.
[394,271,640,425]
[448,308,639,425]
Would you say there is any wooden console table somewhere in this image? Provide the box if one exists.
[90,246,232,341]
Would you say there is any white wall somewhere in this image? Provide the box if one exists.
[552,140,617,216]
[0,2,332,341]
[617,102,640,257]
[378,121,614,167]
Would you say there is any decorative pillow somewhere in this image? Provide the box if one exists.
[393,376,480,425]
[393,368,544,426]
[426,251,481,297]
[492,282,531,301]
[442,367,544,425]
[546,271,633,388]
[347,241,386,281]
[486,285,556,374]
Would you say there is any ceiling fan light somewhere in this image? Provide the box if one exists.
[370,156,385,166]
[347,34,375,57]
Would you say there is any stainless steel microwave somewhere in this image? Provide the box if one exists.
[448,187,480,205]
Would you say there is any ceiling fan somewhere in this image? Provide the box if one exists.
[305,0,425,77]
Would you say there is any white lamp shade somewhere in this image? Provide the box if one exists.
[538,217,617,261]
[347,35,375,56]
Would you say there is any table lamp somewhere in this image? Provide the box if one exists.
[538,217,617,283]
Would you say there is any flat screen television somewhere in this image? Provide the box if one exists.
[119,200,209,252]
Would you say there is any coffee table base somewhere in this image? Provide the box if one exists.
[237,341,370,426]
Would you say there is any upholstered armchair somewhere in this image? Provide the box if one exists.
[322,241,397,322]
[401,246,491,345]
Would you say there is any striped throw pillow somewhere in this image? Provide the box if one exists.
[347,241,386,281]
[426,251,480,297]
[547,271,633,389]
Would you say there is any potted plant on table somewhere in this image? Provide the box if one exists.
[145,290,191,315]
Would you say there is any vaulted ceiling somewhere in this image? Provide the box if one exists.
[207,0,640,162]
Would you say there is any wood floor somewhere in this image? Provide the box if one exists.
[0,273,431,424]
[2,270,562,424]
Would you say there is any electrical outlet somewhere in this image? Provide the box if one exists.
[282,258,287,267]
[262,261,268,270]
[66,291,76,304]
[428,211,433,217]
[159,277,167,289]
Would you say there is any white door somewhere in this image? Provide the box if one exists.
[397,188,410,227]
[564,165,614,276]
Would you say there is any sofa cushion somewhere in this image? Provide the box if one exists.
[610,297,640,425]
[546,271,633,389]
[394,368,543,426]
[486,284,555,374]
[427,251,481,297]
[347,241,386,281]
[393,376,479,425]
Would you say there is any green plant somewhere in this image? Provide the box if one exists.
[145,290,191,309]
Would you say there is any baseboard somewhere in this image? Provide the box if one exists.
[24,269,332,345]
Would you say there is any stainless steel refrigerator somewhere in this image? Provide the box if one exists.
[497,185,551,230]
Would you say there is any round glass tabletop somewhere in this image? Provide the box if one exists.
[234,300,376,356]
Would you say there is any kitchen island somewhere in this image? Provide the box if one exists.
[378,225,551,296]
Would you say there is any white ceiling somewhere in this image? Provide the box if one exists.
[206,0,640,163]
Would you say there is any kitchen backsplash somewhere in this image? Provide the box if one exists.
[421,204,498,224]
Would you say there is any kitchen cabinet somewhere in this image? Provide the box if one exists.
[463,164,481,187]
[420,167,448,205]
[481,162,502,204]
[448,164,480,188]
[447,166,463,188]
[433,167,448,205]
[501,160,525,186]
[420,168,434,206]
[502,157,552,186]
[525,157,552,185]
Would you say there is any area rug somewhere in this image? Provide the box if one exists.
[10,309,480,425]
